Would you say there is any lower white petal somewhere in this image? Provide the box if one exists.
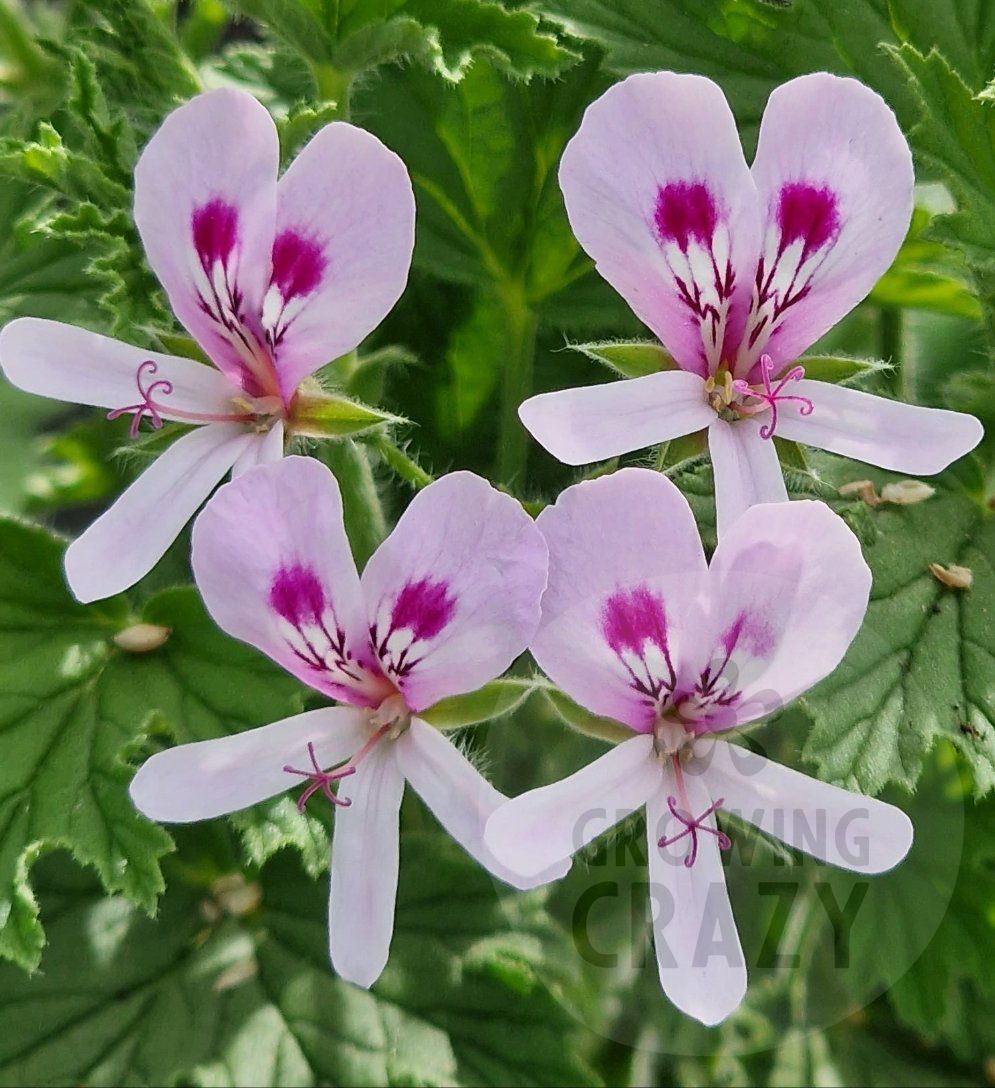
[708,417,788,538]
[647,770,746,1026]
[519,370,712,465]
[328,742,405,988]
[65,422,254,602]
[397,719,568,890]
[485,734,659,879]
[130,707,370,822]
[776,380,983,475]
[704,739,913,874]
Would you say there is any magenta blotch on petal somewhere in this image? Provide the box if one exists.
[192,198,239,272]
[775,182,840,260]
[271,229,326,300]
[602,586,668,657]
[655,181,719,250]
[269,563,326,625]
[390,578,457,642]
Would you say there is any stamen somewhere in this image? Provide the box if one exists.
[107,359,258,438]
[731,354,814,439]
[282,725,390,812]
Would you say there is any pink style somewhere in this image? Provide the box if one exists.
[129,457,562,990]
[519,72,983,536]
[485,469,913,1026]
[0,88,415,602]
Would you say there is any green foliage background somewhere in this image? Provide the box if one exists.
[0,1,993,1085]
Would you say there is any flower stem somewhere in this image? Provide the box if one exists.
[878,305,905,396]
[312,63,353,119]
[495,279,538,487]
[320,439,386,567]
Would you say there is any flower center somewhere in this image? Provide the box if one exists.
[704,354,814,439]
[107,359,285,439]
[283,696,410,811]
[730,354,814,439]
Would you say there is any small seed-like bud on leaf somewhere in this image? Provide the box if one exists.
[838,479,880,506]
[211,873,263,917]
[929,562,973,590]
[880,480,936,505]
[212,957,259,993]
[113,623,171,653]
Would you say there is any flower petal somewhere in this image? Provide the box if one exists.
[744,74,913,370]
[560,72,760,376]
[360,472,547,712]
[776,380,984,474]
[328,741,405,988]
[396,719,569,890]
[191,456,390,706]
[230,420,285,477]
[703,739,913,873]
[519,370,712,465]
[129,707,369,822]
[267,123,415,398]
[65,422,255,603]
[708,417,787,539]
[485,734,659,879]
[0,317,236,416]
[532,468,708,731]
[647,769,746,1026]
[700,499,870,724]
[134,88,279,390]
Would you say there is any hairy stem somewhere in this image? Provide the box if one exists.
[321,439,386,567]
[495,279,539,487]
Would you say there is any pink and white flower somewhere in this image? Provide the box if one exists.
[0,88,415,601]
[130,456,560,988]
[485,469,913,1025]
[519,73,983,536]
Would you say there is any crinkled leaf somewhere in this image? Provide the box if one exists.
[0,841,599,1087]
[893,45,995,269]
[802,462,995,798]
[0,522,305,970]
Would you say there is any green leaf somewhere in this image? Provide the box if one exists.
[394,0,577,82]
[801,461,995,798]
[234,0,575,82]
[420,677,535,729]
[0,522,305,970]
[0,842,600,1086]
[893,45,995,269]
[569,339,677,379]
[275,99,341,163]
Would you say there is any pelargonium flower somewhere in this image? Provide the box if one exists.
[0,88,414,601]
[130,456,561,988]
[519,72,983,535]
[485,469,913,1025]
